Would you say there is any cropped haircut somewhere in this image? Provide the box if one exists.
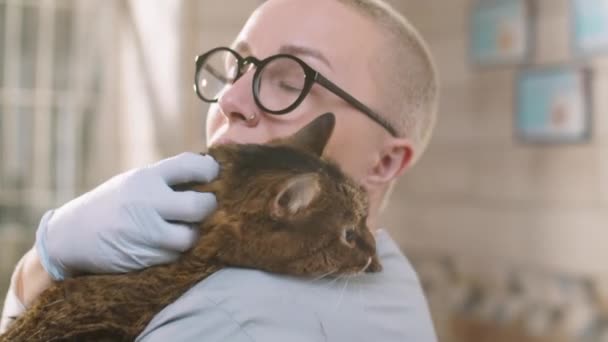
[337,0,439,163]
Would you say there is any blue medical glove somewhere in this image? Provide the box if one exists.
[35,152,219,280]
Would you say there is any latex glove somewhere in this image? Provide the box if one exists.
[35,152,219,280]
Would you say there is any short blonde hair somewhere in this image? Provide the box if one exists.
[337,0,439,163]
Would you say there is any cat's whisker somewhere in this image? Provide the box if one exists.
[27,327,45,341]
[324,273,344,289]
[359,257,372,274]
[354,279,363,305]
[335,277,350,309]
[357,275,365,304]
[42,298,66,309]
[308,268,339,283]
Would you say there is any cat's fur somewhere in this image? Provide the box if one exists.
[0,113,381,341]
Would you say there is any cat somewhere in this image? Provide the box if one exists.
[0,112,381,341]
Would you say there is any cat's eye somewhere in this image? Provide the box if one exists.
[342,228,357,247]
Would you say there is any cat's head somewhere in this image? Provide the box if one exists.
[197,113,381,277]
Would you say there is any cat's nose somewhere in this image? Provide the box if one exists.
[365,256,382,273]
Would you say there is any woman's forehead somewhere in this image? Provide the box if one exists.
[233,0,383,103]
[236,0,381,67]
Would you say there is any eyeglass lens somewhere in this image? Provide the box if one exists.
[197,50,239,101]
[197,49,307,112]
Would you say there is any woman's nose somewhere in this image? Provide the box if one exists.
[217,70,260,126]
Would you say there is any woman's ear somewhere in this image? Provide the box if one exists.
[367,138,415,185]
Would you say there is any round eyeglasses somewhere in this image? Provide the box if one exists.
[194,47,399,137]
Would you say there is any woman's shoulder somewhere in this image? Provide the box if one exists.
[138,230,436,341]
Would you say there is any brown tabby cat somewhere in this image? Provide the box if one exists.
[0,113,381,342]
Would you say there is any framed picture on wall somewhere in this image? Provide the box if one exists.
[572,0,608,55]
[469,0,534,67]
[515,66,592,143]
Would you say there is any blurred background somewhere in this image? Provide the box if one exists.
[1,0,607,341]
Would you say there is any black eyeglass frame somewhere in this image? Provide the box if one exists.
[194,46,398,137]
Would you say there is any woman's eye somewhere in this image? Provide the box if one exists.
[279,81,302,92]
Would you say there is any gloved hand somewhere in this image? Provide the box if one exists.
[35,152,219,280]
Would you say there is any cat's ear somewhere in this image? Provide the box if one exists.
[272,173,321,218]
[282,112,335,157]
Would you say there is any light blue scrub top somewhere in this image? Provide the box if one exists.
[136,229,437,341]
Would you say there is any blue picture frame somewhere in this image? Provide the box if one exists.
[515,66,592,144]
[571,0,608,56]
[470,0,534,67]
